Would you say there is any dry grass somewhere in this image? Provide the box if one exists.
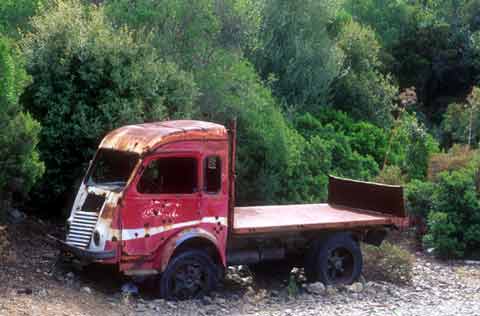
[428,145,477,181]
[362,241,414,285]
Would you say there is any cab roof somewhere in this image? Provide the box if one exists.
[99,120,227,154]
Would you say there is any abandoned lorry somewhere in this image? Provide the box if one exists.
[54,120,408,299]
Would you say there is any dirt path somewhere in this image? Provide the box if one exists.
[1,219,479,316]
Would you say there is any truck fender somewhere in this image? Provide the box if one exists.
[156,228,225,272]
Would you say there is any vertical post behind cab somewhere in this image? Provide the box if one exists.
[227,119,237,239]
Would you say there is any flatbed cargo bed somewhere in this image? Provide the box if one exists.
[233,203,405,235]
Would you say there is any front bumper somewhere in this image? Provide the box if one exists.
[48,234,116,261]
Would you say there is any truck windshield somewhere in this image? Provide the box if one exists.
[87,149,139,189]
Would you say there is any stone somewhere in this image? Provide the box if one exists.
[347,282,364,293]
[121,282,139,295]
[305,282,326,295]
[7,208,26,224]
[325,286,337,295]
[81,286,92,294]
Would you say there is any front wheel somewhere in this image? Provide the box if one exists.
[159,250,218,300]
[305,233,362,285]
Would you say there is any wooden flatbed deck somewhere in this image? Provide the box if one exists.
[233,203,402,235]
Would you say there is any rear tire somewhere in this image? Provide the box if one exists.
[305,233,362,285]
[159,250,218,300]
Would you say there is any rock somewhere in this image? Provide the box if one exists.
[81,286,92,294]
[202,296,213,305]
[121,282,139,295]
[325,286,337,296]
[464,260,480,265]
[347,282,364,293]
[305,282,326,295]
[7,208,26,224]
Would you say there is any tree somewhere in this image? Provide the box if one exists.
[443,87,480,147]
[252,0,343,110]
[21,0,198,212]
[333,20,398,125]
[0,35,44,211]
[386,112,439,180]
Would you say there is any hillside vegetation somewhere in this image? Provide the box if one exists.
[2,0,480,258]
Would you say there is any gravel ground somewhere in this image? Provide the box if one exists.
[133,255,480,316]
[1,219,479,316]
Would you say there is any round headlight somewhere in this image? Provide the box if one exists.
[93,230,101,246]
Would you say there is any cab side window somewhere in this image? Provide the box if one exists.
[137,157,197,194]
[204,156,221,194]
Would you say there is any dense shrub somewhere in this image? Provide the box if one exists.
[362,241,414,285]
[423,167,480,258]
[405,180,435,219]
[0,35,44,210]
[292,111,381,201]
[21,0,198,211]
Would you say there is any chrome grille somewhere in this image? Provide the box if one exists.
[66,211,99,248]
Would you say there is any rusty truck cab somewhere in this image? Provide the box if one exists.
[62,121,230,275]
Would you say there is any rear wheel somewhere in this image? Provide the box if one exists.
[159,250,218,300]
[305,233,362,285]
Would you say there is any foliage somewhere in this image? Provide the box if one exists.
[21,0,198,211]
[422,167,480,258]
[344,0,418,49]
[333,20,398,125]
[0,35,44,208]
[405,180,435,219]
[428,145,477,180]
[293,111,381,196]
[253,0,344,110]
[0,0,45,38]
[386,112,439,180]
[362,241,414,285]
[375,165,407,186]
[443,87,480,146]
[194,51,299,204]
[105,0,262,70]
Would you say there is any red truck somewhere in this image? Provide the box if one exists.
[57,120,408,299]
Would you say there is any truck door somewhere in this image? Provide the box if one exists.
[199,141,229,252]
[121,152,202,256]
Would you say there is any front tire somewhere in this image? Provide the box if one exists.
[159,250,218,300]
[305,233,362,285]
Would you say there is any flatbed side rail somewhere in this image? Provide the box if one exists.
[328,176,406,218]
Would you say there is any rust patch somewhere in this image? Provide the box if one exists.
[101,203,116,219]
[99,120,228,154]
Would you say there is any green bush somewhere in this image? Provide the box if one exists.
[0,35,44,209]
[21,0,198,210]
[362,241,414,285]
[294,112,381,182]
[423,167,480,258]
[405,179,435,219]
